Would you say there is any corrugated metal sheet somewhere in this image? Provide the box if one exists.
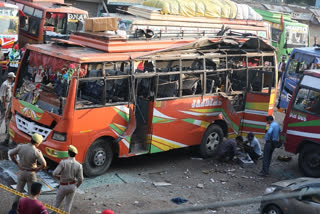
[310,8,320,17]
[292,12,313,21]
[262,4,292,13]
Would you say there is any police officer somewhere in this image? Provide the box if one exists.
[53,145,83,213]
[0,72,15,137]
[9,133,47,200]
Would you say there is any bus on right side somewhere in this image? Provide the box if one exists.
[282,69,320,177]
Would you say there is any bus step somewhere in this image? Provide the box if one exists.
[130,143,148,154]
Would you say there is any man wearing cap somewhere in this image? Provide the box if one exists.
[9,133,47,200]
[53,145,83,213]
[0,72,15,143]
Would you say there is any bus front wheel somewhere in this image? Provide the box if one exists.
[200,124,223,158]
[298,144,320,177]
[83,139,113,177]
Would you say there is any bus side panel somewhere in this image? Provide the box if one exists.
[72,105,130,163]
[240,92,270,138]
[284,109,320,154]
[149,96,241,153]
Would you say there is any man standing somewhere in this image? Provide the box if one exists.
[0,72,15,136]
[17,182,48,214]
[215,136,243,162]
[9,133,47,199]
[53,145,84,213]
[7,44,21,74]
[259,116,281,177]
[243,132,262,162]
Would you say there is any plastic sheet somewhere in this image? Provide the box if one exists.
[142,0,262,20]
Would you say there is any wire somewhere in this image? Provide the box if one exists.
[138,188,320,214]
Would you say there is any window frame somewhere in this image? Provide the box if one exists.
[292,85,320,116]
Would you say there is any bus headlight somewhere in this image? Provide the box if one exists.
[52,132,66,141]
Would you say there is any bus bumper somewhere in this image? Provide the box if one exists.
[8,123,69,163]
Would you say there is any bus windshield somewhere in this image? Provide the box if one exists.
[0,7,18,34]
[15,50,77,115]
[45,13,85,34]
[285,25,308,48]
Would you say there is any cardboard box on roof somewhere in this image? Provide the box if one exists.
[85,17,117,32]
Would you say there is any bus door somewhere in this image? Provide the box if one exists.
[240,69,274,138]
[129,74,156,154]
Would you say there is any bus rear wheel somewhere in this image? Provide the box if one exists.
[200,124,224,158]
[298,144,320,177]
[83,139,113,177]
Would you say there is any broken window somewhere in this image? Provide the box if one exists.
[157,74,179,98]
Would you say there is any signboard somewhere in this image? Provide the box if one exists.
[67,13,86,23]
[0,7,18,17]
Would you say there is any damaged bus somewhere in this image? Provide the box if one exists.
[9,35,277,176]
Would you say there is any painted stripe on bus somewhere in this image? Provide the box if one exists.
[152,135,187,147]
[245,102,269,111]
[182,119,210,128]
[244,109,269,116]
[288,119,320,128]
[153,109,176,119]
[287,130,320,139]
[241,119,266,126]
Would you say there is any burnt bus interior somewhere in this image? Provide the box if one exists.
[75,38,277,153]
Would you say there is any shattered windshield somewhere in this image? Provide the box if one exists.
[15,50,79,115]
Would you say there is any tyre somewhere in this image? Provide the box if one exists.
[298,144,320,177]
[263,205,283,214]
[200,124,224,158]
[83,138,113,177]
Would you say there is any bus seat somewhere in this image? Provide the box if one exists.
[182,78,199,95]
[157,80,179,98]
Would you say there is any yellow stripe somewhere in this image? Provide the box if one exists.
[248,103,269,111]
[200,121,210,128]
[114,124,126,132]
[152,136,183,150]
[0,184,68,214]
[151,140,172,151]
[80,130,92,133]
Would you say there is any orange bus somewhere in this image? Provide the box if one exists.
[9,33,278,177]
[13,0,88,47]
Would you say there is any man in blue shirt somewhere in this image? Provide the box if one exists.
[259,116,281,177]
[243,132,262,162]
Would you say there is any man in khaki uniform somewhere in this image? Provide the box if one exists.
[9,133,47,199]
[53,145,83,213]
[0,72,15,137]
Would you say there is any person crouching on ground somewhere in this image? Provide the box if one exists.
[216,136,243,162]
[242,132,262,162]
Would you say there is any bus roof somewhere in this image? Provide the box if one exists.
[26,43,148,63]
[26,36,274,63]
[14,0,87,14]
[0,2,19,9]
[292,47,320,57]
